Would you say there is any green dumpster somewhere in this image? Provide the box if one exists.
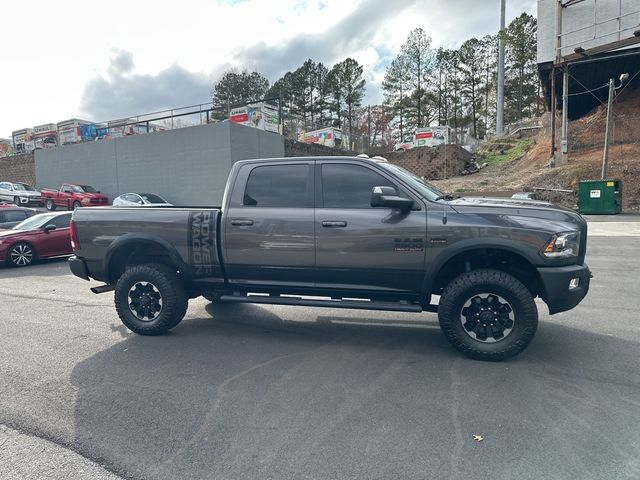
[578,179,623,214]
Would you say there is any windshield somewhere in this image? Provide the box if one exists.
[72,185,98,193]
[378,162,445,201]
[13,183,37,192]
[12,213,57,230]
[140,193,167,203]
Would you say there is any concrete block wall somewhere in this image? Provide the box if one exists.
[284,139,356,157]
[0,153,36,186]
[35,122,284,206]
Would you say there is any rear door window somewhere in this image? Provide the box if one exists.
[243,165,311,208]
[3,211,28,222]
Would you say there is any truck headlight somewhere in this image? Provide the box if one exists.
[82,198,90,203]
[542,231,580,258]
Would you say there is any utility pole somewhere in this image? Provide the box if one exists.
[550,0,563,167]
[601,78,615,179]
[496,0,506,136]
[367,104,372,153]
[561,65,569,163]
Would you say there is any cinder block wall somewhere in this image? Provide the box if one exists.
[0,153,36,185]
[35,123,284,206]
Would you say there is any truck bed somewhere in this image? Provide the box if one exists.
[72,206,223,283]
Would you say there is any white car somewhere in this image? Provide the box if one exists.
[112,193,172,207]
[0,182,42,206]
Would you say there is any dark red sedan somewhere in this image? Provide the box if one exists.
[0,212,73,267]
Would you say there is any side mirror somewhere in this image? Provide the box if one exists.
[371,186,414,211]
[43,224,57,233]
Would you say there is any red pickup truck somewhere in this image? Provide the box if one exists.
[41,183,109,211]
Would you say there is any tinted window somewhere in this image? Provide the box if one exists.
[321,164,397,208]
[244,165,310,208]
[124,194,141,203]
[140,194,166,203]
[46,214,71,228]
[4,211,28,222]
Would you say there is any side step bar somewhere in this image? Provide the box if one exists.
[219,294,435,313]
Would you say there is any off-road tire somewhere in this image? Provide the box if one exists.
[438,269,538,361]
[45,199,56,211]
[114,263,188,335]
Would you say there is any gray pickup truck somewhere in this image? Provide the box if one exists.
[69,156,591,360]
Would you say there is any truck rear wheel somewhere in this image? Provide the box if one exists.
[114,263,188,335]
[438,269,538,361]
[45,199,56,211]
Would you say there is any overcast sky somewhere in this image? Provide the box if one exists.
[0,0,535,138]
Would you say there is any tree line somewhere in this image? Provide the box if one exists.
[211,12,538,146]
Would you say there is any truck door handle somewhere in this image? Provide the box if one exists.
[322,220,347,227]
[231,218,254,226]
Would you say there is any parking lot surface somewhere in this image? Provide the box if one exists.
[0,235,639,480]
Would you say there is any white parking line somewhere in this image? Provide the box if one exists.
[588,222,640,236]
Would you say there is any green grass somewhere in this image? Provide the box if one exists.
[480,138,535,166]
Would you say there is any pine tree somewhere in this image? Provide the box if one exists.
[211,69,269,119]
[382,55,411,140]
[400,28,436,129]
[505,13,538,122]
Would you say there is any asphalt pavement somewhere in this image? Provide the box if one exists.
[0,232,639,480]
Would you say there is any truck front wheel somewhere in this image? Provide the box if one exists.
[114,263,188,335]
[438,269,538,361]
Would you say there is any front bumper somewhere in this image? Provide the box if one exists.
[69,255,90,280]
[17,196,42,206]
[537,263,591,315]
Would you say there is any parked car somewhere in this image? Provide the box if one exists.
[112,193,172,207]
[41,183,109,211]
[511,192,539,201]
[0,206,37,230]
[70,156,591,361]
[0,211,73,267]
[0,182,42,206]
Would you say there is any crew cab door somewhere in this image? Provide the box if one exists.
[315,161,426,294]
[223,161,315,287]
[59,185,73,207]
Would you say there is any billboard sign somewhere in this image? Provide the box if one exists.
[12,129,35,154]
[33,123,58,149]
[57,119,92,145]
[0,140,14,157]
[301,127,344,148]
[229,103,280,133]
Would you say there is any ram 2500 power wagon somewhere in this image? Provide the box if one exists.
[68,156,591,360]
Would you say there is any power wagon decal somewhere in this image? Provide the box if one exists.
[188,211,217,276]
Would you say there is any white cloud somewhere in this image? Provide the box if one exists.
[0,0,535,138]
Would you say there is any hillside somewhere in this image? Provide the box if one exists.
[431,88,640,212]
